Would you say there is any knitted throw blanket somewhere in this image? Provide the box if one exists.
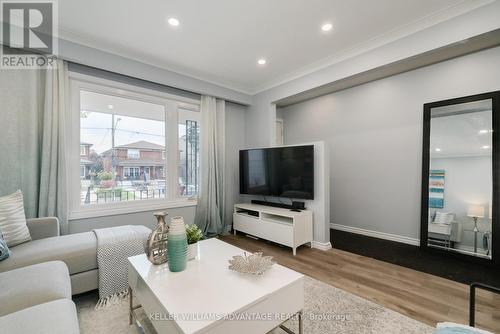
[93,225,151,308]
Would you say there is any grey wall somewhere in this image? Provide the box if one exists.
[224,102,247,227]
[0,69,44,218]
[279,46,500,240]
[276,108,284,120]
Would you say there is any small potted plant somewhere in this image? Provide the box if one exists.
[185,224,203,260]
[97,171,114,189]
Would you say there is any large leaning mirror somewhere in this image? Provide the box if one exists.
[421,91,500,264]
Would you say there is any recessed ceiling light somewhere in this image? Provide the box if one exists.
[435,148,441,152]
[107,104,114,110]
[168,17,180,27]
[257,58,267,65]
[481,145,491,149]
[479,129,493,134]
[321,23,333,32]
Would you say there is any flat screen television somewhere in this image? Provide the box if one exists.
[239,145,314,199]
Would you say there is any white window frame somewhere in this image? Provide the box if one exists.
[80,145,86,156]
[127,149,140,159]
[68,72,199,220]
[178,107,202,198]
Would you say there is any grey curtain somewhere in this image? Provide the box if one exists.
[0,59,70,234]
[37,60,70,234]
[194,96,226,237]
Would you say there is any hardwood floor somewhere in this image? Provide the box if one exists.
[220,233,500,333]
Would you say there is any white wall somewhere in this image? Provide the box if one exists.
[279,46,500,240]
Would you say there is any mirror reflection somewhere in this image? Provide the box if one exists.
[428,99,493,259]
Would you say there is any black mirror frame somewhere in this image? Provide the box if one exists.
[421,91,500,267]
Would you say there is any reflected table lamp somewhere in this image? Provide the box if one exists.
[467,204,485,254]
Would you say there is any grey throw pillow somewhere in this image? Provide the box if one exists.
[0,190,31,247]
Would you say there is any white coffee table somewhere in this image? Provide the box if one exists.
[128,238,304,334]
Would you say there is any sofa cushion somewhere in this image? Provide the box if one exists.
[0,261,71,316]
[0,231,97,275]
[0,190,31,247]
[0,299,79,334]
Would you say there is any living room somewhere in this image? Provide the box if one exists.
[1,1,500,333]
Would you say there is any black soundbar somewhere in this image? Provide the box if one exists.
[251,200,292,209]
[251,200,306,211]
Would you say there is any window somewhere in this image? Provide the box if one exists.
[127,149,140,159]
[123,167,140,178]
[178,108,200,197]
[79,90,165,206]
[69,74,200,219]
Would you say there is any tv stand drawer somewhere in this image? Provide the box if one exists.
[260,221,293,247]
[233,213,260,236]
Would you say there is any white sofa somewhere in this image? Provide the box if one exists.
[0,217,98,295]
[0,261,80,334]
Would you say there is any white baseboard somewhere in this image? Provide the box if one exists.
[330,223,420,246]
[312,240,332,251]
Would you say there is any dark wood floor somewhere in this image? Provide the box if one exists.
[220,233,500,333]
[331,230,500,287]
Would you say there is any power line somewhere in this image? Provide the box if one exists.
[81,127,165,138]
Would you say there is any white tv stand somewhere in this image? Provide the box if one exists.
[233,203,313,255]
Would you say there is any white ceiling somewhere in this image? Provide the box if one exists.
[58,0,491,94]
[430,101,493,158]
[80,90,166,121]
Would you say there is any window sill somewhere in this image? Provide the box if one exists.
[68,198,197,220]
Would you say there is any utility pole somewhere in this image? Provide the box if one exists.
[111,115,121,186]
